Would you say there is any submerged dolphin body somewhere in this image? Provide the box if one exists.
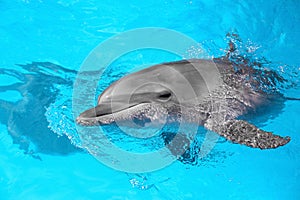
[76,58,291,149]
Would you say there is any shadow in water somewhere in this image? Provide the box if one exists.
[0,62,82,157]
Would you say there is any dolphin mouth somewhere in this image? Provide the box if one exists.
[76,103,150,126]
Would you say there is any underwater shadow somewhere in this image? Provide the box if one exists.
[0,62,82,156]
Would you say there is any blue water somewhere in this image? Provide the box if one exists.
[0,0,300,199]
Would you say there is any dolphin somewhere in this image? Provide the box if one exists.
[76,57,291,150]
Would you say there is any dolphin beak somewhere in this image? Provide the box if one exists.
[78,100,135,118]
[76,102,121,126]
[76,93,141,125]
[78,103,110,119]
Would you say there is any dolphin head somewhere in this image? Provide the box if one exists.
[78,82,173,123]
[76,60,217,126]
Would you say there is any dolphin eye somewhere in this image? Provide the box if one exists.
[157,91,172,101]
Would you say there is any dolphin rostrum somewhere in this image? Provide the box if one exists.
[76,58,291,150]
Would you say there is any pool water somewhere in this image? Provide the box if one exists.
[0,0,300,199]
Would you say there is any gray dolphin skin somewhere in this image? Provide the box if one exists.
[76,58,291,149]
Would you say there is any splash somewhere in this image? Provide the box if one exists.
[224,32,299,94]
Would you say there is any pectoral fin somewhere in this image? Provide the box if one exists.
[207,119,290,149]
